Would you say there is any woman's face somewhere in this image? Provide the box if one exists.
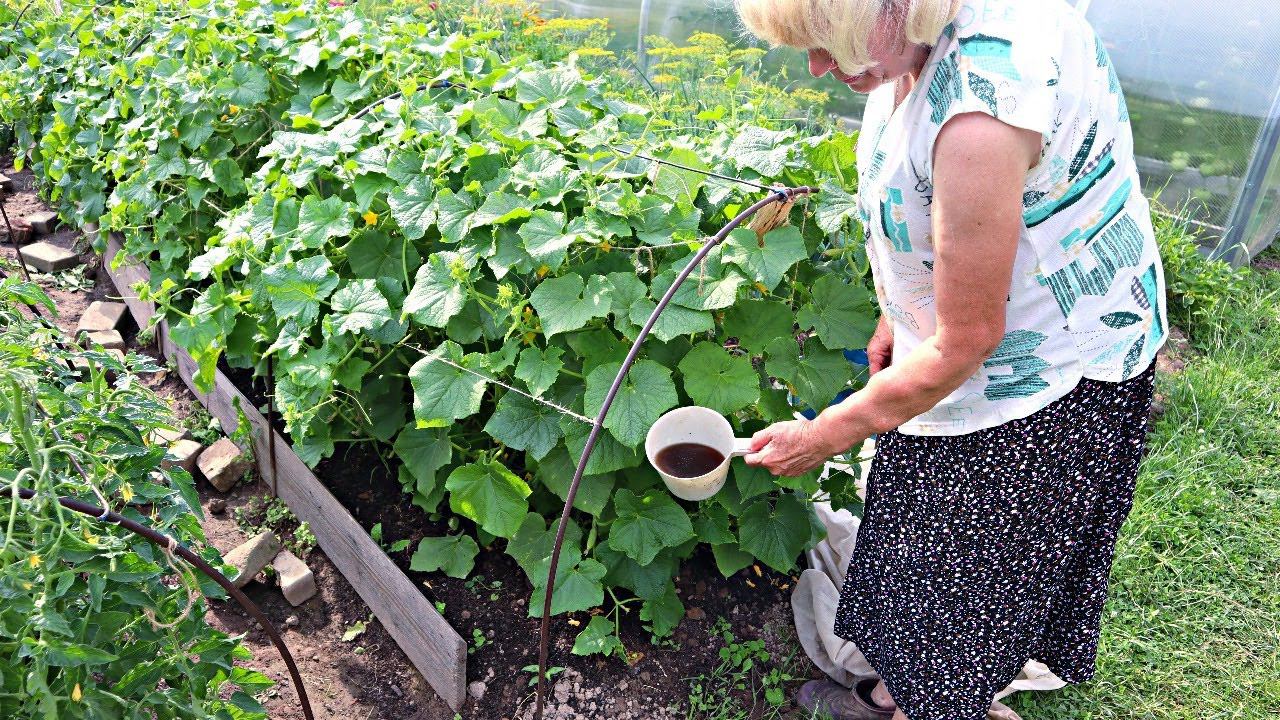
[806,13,930,93]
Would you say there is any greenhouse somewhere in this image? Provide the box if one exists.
[0,1,1276,720]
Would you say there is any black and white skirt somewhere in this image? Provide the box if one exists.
[834,362,1157,720]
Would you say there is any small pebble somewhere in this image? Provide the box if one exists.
[285,615,299,627]
[209,498,227,514]
[461,610,471,620]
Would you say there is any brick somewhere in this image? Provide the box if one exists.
[145,425,191,446]
[82,329,125,352]
[272,550,318,606]
[198,437,250,492]
[0,174,13,192]
[77,301,127,334]
[18,241,78,273]
[224,531,282,588]
[162,439,204,474]
[26,211,58,235]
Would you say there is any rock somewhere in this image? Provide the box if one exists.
[273,550,317,606]
[553,680,570,704]
[468,680,487,701]
[77,301,128,334]
[209,498,227,515]
[618,680,628,691]
[198,437,249,492]
[70,349,126,376]
[461,610,471,620]
[640,671,651,682]
[0,173,12,192]
[18,241,78,273]
[146,425,191,446]
[82,329,125,352]
[223,531,282,588]
[26,211,58,236]
[285,614,300,627]
[162,439,203,474]
[686,607,706,621]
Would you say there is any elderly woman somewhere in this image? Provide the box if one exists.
[737,0,1167,719]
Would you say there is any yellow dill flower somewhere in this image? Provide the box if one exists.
[651,74,680,84]
[575,47,614,58]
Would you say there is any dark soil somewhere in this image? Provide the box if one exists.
[228,362,820,720]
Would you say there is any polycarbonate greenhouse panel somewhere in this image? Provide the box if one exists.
[1079,0,1280,261]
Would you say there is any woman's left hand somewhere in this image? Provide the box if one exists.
[742,420,838,477]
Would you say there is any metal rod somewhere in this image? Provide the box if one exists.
[607,143,779,192]
[533,185,818,720]
[0,204,33,283]
[1213,67,1280,266]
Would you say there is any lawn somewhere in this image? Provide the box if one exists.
[1008,254,1280,718]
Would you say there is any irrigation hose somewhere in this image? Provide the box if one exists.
[11,487,316,720]
[533,184,818,720]
[0,266,315,719]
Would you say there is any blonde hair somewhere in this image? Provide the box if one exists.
[735,0,961,74]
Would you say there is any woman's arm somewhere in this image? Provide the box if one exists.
[745,113,1041,473]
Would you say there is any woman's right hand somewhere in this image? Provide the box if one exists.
[867,315,893,376]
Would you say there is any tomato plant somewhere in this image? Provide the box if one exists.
[0,278,270,718]
[1,0,877,654]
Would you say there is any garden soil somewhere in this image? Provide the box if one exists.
[4,158,828,719]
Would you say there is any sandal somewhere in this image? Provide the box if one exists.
[797,677,897,720]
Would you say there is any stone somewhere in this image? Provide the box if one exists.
[77,301,127,334]
[686,607,705,621]
[70,349,126,376]
[273,550,317,606]
[18,241,78,273]
[223,531,282,588]
[0,173,12,192]
[162,439,203,474]
[461,610,471,620]
[82,329,125,352]
[146,425,191,446]
[198,437,250,492]
[209,498,227,515]
[285,614,300,628]
[468,680,487,701]
[26,211,58,235]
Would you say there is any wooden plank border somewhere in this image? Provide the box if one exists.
[103,235,468,711]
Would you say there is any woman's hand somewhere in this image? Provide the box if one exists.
[743,419,839,477]
[867,315,893,375]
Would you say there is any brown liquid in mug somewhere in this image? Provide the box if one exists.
[655,442,725,478]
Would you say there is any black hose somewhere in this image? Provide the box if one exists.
[12,486,316,720]
[0,266,314,719]
[533,185,818,719]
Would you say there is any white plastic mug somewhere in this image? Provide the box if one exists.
[645,406,753,501]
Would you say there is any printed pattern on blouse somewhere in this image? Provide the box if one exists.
[855,0,1168,436]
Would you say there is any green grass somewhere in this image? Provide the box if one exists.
[1009,258,1280,718]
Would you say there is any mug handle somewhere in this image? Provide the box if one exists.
[729,437,754,458]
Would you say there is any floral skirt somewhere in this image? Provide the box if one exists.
[834,362,1156,720]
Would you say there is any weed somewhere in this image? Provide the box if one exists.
[684,618,798,720]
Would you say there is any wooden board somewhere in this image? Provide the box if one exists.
[104,235,468,710]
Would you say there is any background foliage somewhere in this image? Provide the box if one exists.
[0,0,875,654]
